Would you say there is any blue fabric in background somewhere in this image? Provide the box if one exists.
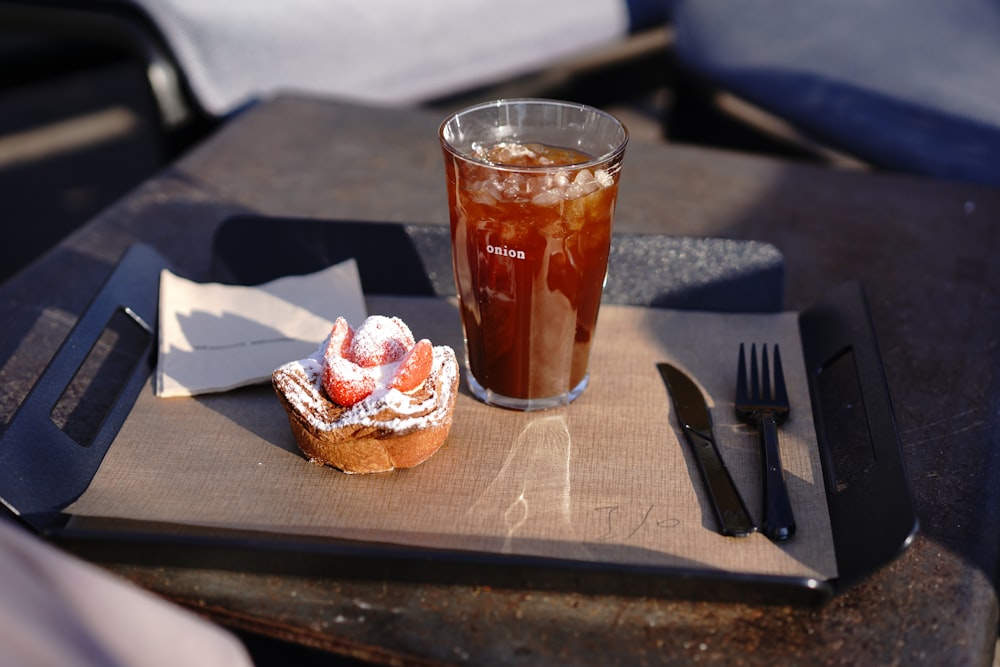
[625,0,672,31]
[671,0,1000,184]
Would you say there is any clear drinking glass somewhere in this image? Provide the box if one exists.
[440,99,628,410]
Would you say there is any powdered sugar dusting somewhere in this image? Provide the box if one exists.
[348,315,413,366]
[275,341,458,434]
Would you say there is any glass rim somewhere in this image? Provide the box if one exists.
[439,98,629,172]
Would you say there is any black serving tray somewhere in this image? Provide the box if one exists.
[0,216,917,604]
[210,215,787,313]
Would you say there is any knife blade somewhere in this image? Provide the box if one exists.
[657,363,756,537]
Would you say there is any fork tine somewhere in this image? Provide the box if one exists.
[761,344,771,400]
[734,341,794,540]
[736,343,748,402]
[773,344,788,405]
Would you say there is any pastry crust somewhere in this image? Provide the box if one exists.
[272,344,459,473]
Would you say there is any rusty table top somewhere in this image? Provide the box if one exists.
[1,96,997,666]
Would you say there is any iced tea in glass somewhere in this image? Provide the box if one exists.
[439,99,627,410]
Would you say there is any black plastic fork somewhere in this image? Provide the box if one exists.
[735,343,796,541]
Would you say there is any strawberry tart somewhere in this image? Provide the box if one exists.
[272,315,459,473]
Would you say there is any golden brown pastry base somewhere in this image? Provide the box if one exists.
[272,351,459,474]
[276,395,454,473]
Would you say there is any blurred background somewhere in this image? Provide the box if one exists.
[0,26,164,284]
[0,5,856,287]
[3,0,998,287]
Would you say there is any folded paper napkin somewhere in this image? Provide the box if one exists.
[156,259,367,397]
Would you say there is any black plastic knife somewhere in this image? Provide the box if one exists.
[657,363,757,537]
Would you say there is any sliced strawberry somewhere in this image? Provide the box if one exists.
[350,316,415,367]
[324,317,354,361]
[322,356,376,407]
[388,339,433,392]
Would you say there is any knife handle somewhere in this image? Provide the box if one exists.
[685,429,757,537]
[758,413,796,541]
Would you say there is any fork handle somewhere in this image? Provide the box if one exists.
[757,412,796,541]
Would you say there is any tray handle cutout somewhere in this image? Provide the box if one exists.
[799,281,919,592]
[0,244,167,524]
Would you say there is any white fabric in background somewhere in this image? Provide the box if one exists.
[0,519,252,667]
[131,0,630,115]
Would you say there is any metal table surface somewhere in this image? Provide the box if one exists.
[1,95,998,666]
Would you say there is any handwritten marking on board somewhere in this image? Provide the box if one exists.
[594,505,681,543]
